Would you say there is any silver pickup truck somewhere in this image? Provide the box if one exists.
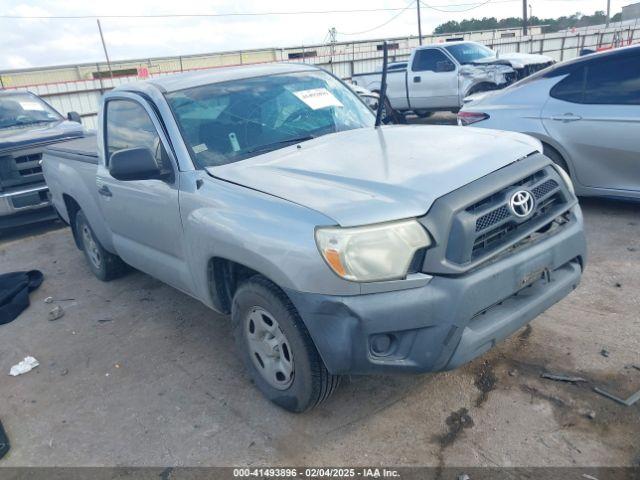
[43,63,586,412]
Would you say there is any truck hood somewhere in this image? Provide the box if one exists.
[0,120,84,153]
[471,52,554,69]
[208,126,541,227]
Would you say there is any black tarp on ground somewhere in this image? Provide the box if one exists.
[0,270,43,326]
[0,420,9,460]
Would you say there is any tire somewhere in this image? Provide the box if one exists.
[543,144,570,177]
[380,96,407,124]
[414,110,433,119]
[75,210,127,282]
[231,275,339,412]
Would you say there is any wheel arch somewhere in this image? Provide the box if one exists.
[62,193,83,249]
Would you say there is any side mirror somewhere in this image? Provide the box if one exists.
[109,147,162,181]
[67,111,82,123]
[436,60,456,73]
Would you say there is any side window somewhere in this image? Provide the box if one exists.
[106,100,172,174]
[584,54,640,105]
[550,66,586,103]
[412,49,451,72]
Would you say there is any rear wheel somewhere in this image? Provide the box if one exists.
[75,210,127,281]
[231,275,339,412]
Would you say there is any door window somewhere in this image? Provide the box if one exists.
[584,54,640,105]
[105,99,172,174]
[550,52,640,105]
[412,49,451,72]
[550,66,586,103]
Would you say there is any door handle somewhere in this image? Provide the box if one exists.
[98,185,113,197]
[413,76,421,83]
[551,113,582,123]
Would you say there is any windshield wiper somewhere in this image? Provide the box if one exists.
[245,135,315,155]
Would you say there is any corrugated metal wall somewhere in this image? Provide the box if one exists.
[1,23,637,131]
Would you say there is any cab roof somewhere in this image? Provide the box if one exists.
[115,62,321,94]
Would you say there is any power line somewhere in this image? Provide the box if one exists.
[0,7,417,19]
[420,0,496,13]
[337,1,417,36]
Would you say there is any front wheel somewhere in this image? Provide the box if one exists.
[231,276,339,412]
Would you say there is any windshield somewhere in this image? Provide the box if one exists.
[445,43,495,65]
[166,70,375,168]
[0,93,62,129]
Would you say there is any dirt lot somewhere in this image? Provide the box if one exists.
[0,197,638,467]
[0,115,638,467]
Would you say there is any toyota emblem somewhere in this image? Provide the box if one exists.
[509,190,535,217]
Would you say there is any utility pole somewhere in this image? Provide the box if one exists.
[97,19,114,80]
[328,27,337,73]
[605,0,611,27]
[522,0,528,35]
[417,1,423,45]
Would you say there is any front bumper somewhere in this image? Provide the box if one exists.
[286,206,586,375]
[0,184,57,229]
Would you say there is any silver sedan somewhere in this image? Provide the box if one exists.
[459,45,640,200]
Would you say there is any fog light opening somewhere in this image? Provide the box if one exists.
[370,334,395,357]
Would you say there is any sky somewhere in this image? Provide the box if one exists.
[0,0,629,70]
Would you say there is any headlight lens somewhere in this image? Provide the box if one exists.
[553,164,575,195]
[315,219,431,282]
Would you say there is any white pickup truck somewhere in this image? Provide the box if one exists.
[352,41,554,117]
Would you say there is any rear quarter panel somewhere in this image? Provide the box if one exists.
[42,153,115,252]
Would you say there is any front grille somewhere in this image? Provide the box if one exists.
[0,150,45,190]
[443,165,571,266]
[15,153,43,176]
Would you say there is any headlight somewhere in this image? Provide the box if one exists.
[315,219,431,282]
[553,164,575,195]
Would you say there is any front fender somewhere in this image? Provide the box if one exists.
[178,173,362,308]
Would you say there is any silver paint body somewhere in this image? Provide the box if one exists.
[460,48,640,200]
[43,63,547,311]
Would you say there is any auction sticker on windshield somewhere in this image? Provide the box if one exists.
[19,101,46,111]
[293,88,343,110]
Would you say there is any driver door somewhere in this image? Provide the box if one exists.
[96,94,194,294]
[408,48,459,109]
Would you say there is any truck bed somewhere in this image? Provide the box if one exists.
[44,135,98,164]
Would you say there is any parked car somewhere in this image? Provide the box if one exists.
[459,45,640,200]
[0,90,85,230]
[346,81,379,111]
[43,63,586,412]
[352,41,554,117]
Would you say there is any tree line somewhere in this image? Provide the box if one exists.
[433,11,623,34]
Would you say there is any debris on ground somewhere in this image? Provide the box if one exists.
[474,361,497,406]
[508,369,518,377]
[614,282,622,288]
[97,318,113,323]
[0,419,9,460]
[44,296,53,304]
[600,348,610,358]
[60,368,69,376]
[9,356,39,376]
[439,408,474,447]
[541,372,587,383]
[47,305,64,322]
[593,386,640,407]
